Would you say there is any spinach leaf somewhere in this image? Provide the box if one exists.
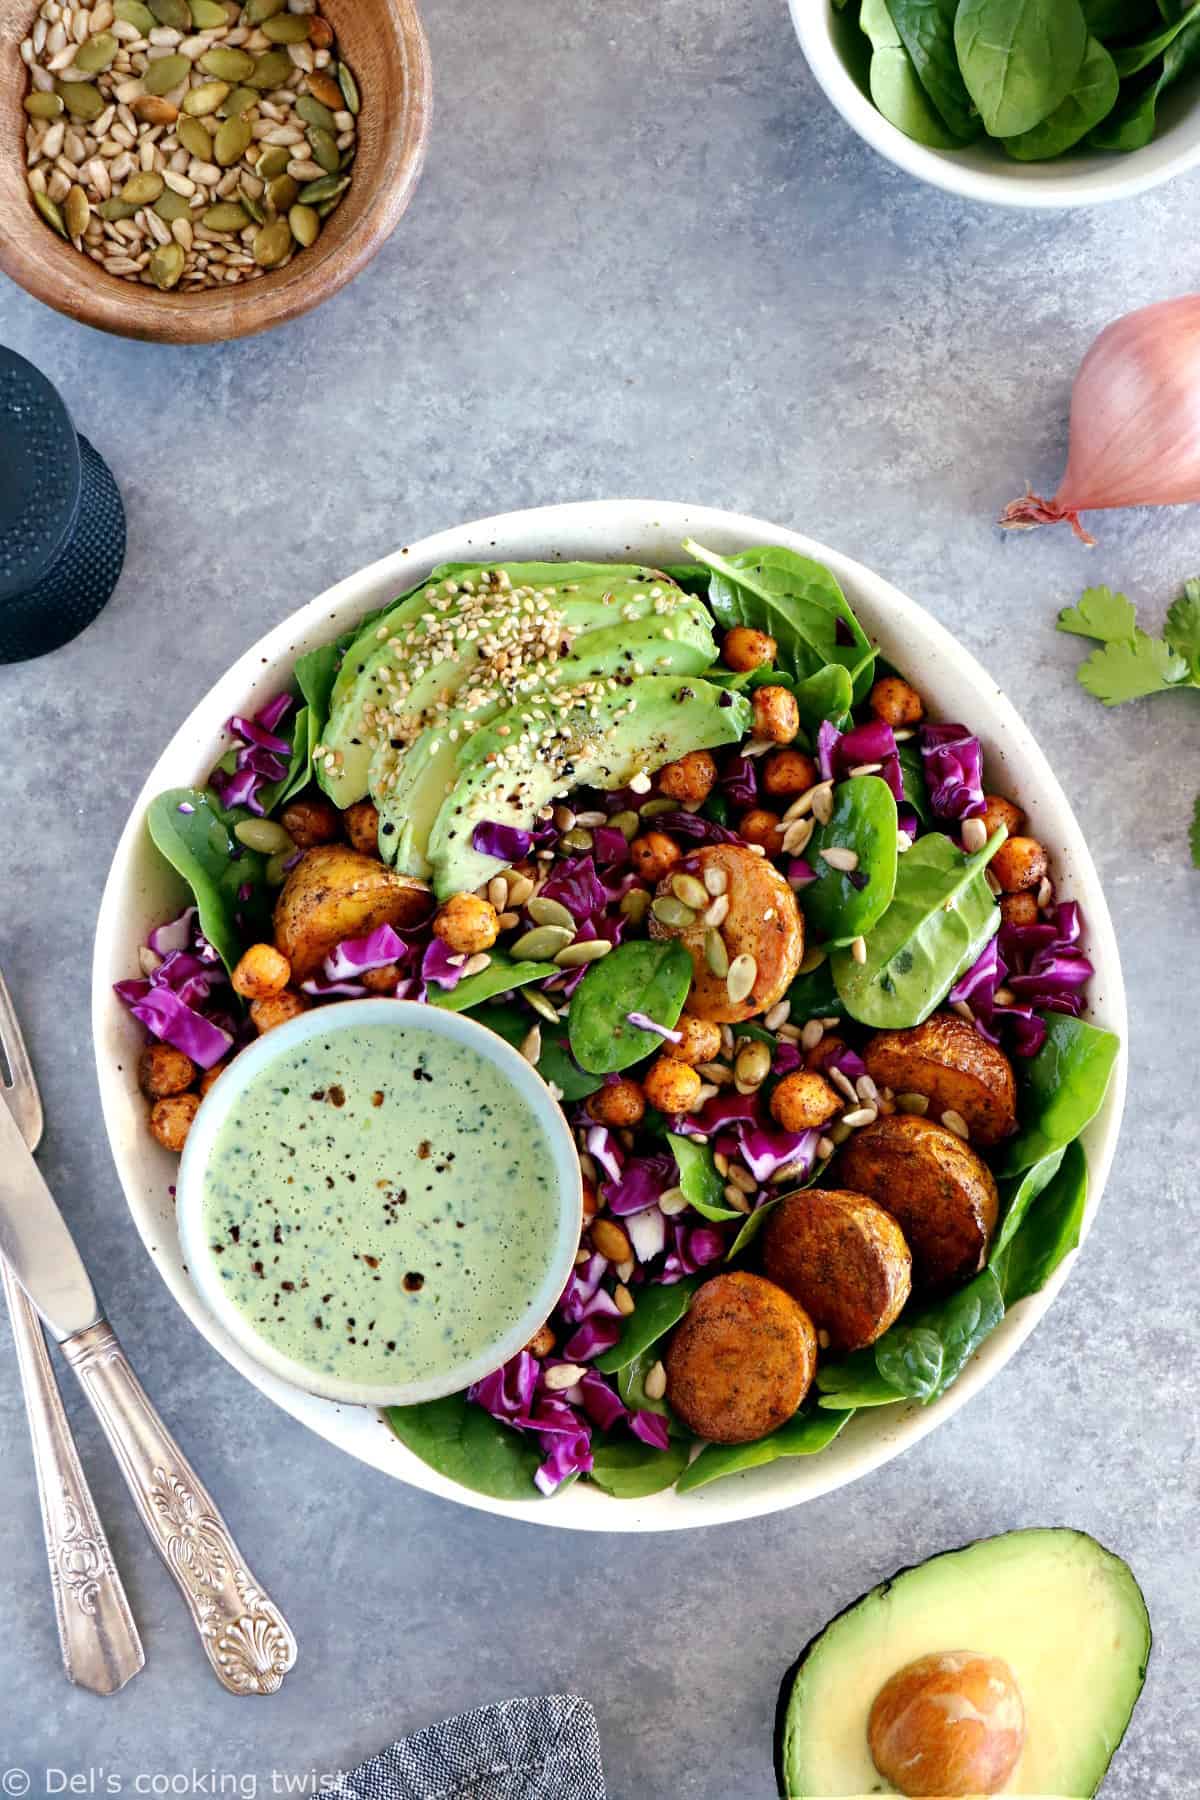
[146,789,271,974]
[595,1275,703,1373]
[817,1349,913,1409]
[568,940,693,1074]
[618,1350,673,1417]
[1110,0,1200,70]
[1082,0,1160,35]
[675,1407,855,1493]
[861,0,971,142]
[955,0,1090,137]
[831,828,1005,1029]
[588,1433,692,1498]
[785,956,846,1022]
[385,1393,546,1500]
[430,952,558,1013]
[885,0,982,137]
[991,1145,1065,1258]
[667,1132,744,1222]
[725,1153,829,1259]
[682,539,876,701]
[1004,34,1119,155]
[474,1000,603,1102]
[1001,1013,1120,1175]
[994,1140,1089,1304]
[271,704,313,809]
[873,1269,1006,1401]
[801,775,898,947]
[793,664,854,737]
[898,740,932,827]
[1089,13,1200,145]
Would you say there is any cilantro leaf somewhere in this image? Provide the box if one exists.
[1165,581,1200,677]
[1076,633,1190,705]
[1192,795,1200,871]
[1057,585,1138,644]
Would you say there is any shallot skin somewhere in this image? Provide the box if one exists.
[1002,294,1200,544]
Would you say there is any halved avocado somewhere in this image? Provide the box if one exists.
[775,1528,1150,1798]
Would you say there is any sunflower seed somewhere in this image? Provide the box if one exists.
[811,782,835,826]
[642,1361,667,1402]
[703,894,730,928]
[518,1024,542,1065]
[765,999,791,1030]
[542,1362,585,1392]
[703,864,728,896]
[841,1105,877,1129]
[799,1019,825,1051]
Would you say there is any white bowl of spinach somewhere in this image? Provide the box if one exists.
[794,0,1200,207]
[93,499,1127,1531]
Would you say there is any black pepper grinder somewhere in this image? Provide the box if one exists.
[0,345,126,663]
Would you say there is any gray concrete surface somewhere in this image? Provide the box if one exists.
[1,0,1197,1793]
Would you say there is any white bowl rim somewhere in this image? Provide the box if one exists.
[176,997,583,1408]
[791,0,1200,210]
[93,497,1127,1532]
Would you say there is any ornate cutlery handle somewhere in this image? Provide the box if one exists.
[3,1263,144,1695]
[60,1319,297,1695]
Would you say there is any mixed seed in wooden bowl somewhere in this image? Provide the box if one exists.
[19,0,360,291]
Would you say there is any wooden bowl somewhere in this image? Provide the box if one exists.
[0,0,431,342]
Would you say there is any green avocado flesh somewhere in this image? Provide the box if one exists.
[776,1529,1150,1798]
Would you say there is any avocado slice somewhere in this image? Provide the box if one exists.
[374,604,719,875]
[426,675,752,898]
[318,562,696,809]
[775,1528,1151,1798]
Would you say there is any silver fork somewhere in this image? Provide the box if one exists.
[0,969,144,1694]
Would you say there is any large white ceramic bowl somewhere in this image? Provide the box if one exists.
[792,0,1200,209]
[93,500,1127,1531]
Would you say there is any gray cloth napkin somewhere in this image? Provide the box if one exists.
[327,1695,606,1800]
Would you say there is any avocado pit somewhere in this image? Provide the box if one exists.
[867,1650,1025,1796]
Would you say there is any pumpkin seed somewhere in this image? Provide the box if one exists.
[244,0,286,18]
[98,197,139,220]
[182,81,229,116]
[287,201,318,245]
[234,817,293,854]
[306,125,340,172]
[255,144,289,179]
[153,188,191,221]
[220,85,259,118]
[74,32,118,73]
[305,71,344,111]
[337,60,359,115]
[651,895,697,930]
[120,169,164,204]
[639,796,675,818]
[213,114,252,165]
[620,888,652,926]
[265,171,298,211]
[177,114,214,156]
[115,0,156,29]
[64,184,90,237]
[261,11,310,40]
[609,810,640,841]
[148,240,185,289]
[555,939,614,968]
[295,93,334,132]
[704,929,729,978]
[202,199,250,229]
[143,54,190,95]
[188,0,228,23]
[509,925,574,960]
[315,191,343,218]
[726,953,758,1005]
[32,190,66,236]
[338,142,356,172]
[199,46,256,81]
[23,92,64,119]
[671,873,708,910]
[57,81,106,120]
[149,0,191,26]
[252,215,292,266]
[240,185,266,224]
[527,897,575,931]
[265,851,291,886]
[297,171,348,204]
[246,47,293,88]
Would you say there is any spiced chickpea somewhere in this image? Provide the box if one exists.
[433,892,499,954]
[250,990,309,1035]
[869,675,925,727]
[722,625,776,672]
[343,799,382,857]
[991,836,1049,894]
[138,1043,196,1099]
[525,1323,556,1358]
[588,1078,646,1127]
[739,808,786,856]
[805,1034,848,1074]
[630,831,682,882]
[761,748,818,798]
[642,1055,703,1114]
[231,942,292,1001]
[673,1014,723,1066]
[980,793,1024,840]
[198,1060,227,1099]
[149,1092,200,1152]
[279,794,341,849]
[1000,892,1039,928]
[751,685,800,745]
[771,1069,842,1132]
[361,963,402,993]
[658,749,718,806]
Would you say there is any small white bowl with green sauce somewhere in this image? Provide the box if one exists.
[176,999,582,1408]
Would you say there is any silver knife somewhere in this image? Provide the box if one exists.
[0,1099,297,1694]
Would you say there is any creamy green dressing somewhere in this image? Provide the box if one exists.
[200,1019,560,1387]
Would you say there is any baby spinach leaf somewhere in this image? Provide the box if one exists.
[1004,34,1119,155]
[1092,13,1200,145]
[994,1140,1089,1304]
[675,1407,855,1493]
[474,1000,603,1102]
[568,940,693,1074]
[667,1133,743,1222]
[618,1349,682,1419]
[874,1269,1005,1402]
[793,664,854,736]
[898,741,932,827]
[430,952,558,1013]
[386,1393,546,1500]
[683,539,876,701]
[785,956,847,1022]
[1082,0,1160,33]
[595,1275,703,1373]
[1001,1013,1120,1174]
[1111,0,1200,70]
[885,0,982,137]
[817,1349,911,1408]
[955,0,1090,137]
[802,775,898,947]
[588,1433,692,1498]
[861,0,971,142]
[991,1145,1066,1258]
[271,704,313,809]
[831,828,1005,1030]
[146,789,271,974]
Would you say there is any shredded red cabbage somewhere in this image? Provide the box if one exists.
[652,811,743,845]
[918,723,986,822]
[211,692,294,817]
[538,855,609,925]
[738,1123,819,1183]
[603,1152,676,1217]
[114,980,233,1068]
[720,753,759,810]
[817,718,904,806]
[471,820,534,862]
[324,922,407,981]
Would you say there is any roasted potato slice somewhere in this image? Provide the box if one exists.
[836,1114,999,1294]
[648,843,804,1022]
[863,1012,1017,1147]
[763,1188,912,1351]
[664,1270,816,1444]
[273,845,431,979]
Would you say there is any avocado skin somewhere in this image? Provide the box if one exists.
[773,1526,1152,1799]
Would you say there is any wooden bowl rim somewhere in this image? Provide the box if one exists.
[0,0,431,343]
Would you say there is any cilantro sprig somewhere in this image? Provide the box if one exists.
[1058,581,1200,867]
